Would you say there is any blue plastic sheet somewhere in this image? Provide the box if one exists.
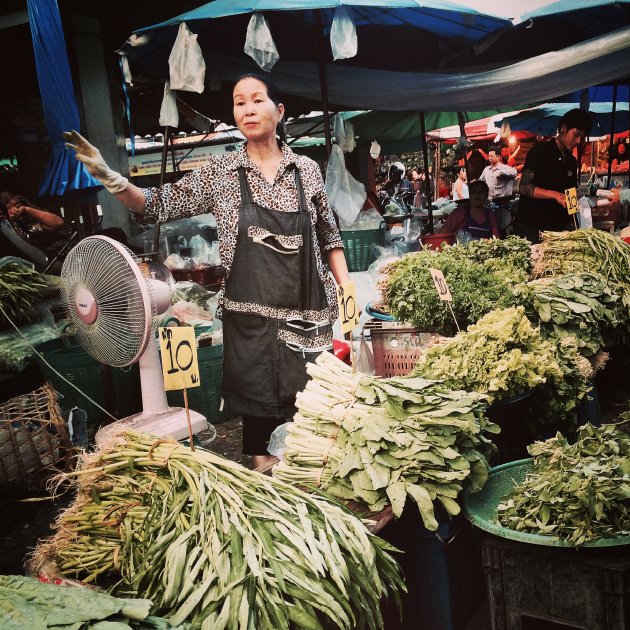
[27,0,102,197]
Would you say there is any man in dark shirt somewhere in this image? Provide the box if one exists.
[515,109,592,243]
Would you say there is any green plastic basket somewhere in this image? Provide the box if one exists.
[33,337,142,428]
[166,342,228,424]
[340,223,385,272]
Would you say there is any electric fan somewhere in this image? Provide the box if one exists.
[61,235,208,443]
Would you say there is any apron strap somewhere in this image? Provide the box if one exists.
[237,167,254,207]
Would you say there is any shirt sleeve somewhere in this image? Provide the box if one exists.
[498,163,518,178]
[307,161,344,252]
[138,162,219,224]
[479,168,487,182]
[440,207,466,233]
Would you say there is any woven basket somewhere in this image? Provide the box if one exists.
[0,385,73,490]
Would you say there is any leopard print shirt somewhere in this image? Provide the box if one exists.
[139,143,343,321]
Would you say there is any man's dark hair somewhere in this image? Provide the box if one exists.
[233,73,287,143]
[488,145,501,156]
[558,109,592,135]
[468,179,489,194]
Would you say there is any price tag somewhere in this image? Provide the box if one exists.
[429,268,452,302]
[158,327,200,391]
[336,281,360,335]
[565,187,578,215]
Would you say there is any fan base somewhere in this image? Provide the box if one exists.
[95,407,208,445]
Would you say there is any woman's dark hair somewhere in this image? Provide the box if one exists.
[468,179,489,194]
[558,108,592,135]
[233,73,287,144]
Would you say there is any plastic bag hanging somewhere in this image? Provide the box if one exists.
[325,144,366,228]
[330,6,357,61]
[168,22,206,93]
[244,13,279,72]
[159,81,179,128]
[334,114,355,153]
[119,53,133,85]
[370,140,381,159]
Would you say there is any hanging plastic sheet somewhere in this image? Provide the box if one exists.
[27,0,101,197]
[330,7,357,61]
[244,13,279,71]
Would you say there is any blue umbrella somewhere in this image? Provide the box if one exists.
[27,0,101,197]
[498,102,629,136]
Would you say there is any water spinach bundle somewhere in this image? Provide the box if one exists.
[517,272,623,356]
[497,423,630,545]
[273,352,498,531]
[35,431,404,630]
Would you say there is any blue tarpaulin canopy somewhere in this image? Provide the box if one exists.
[28,0,101,197]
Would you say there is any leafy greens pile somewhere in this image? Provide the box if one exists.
[0,575,168,630]
[36,431,403,630]
[497,423,630,545]
[383,241,526,335]
[0,257,48,327]
[412,307,590,428]
[517,272,623,356]
[273,352,498,531]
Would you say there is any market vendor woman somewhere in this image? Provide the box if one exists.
[64,74,350,467]
[440,179,499,240]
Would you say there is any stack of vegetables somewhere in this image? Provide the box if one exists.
[273,352,498,531]
[0,575,171,629]
[516,272,623,357]
[412,307,591,428]
[382,237,530,335]
[497,423,630,545]
[534,229,630,317]
[35,431,404,630]
[0,257,48,327]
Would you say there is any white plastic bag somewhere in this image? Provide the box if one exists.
[119,53,133,85]
[334,115,356,153]
[578,196,593,229]
[330,6,357,60]
[325,144,366,228]
[370,139,381,159]
[159,81,179,128]
[244,13,279,71]
[169,22,206,93]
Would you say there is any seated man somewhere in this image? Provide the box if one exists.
[480,145,518,200]
[440,179,499,240]
[3,194,66,257]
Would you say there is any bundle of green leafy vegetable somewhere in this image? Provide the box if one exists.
[36,430,403,630]
[454,235,532,276]
[516,272,623,356]
[273,352,498,531]
[0,575,172,629]
[412,307,590,428]
[383,245,525,335]
[534,229,630,315]
[0,257,48,327]
[497,423,630,545]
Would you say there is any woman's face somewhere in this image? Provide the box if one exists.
[233,77,284,143]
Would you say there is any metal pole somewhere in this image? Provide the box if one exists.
[606,84,618,189]
[457,112,471,183]
[152,126,171,260]
[419,112,434,233]
[315,10,332,157]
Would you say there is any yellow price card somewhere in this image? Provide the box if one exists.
[336,281,360,335]
[429,268,453,302]
[158,326,201,391]
[565,187,578,215]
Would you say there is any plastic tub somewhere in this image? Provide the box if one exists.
[420,233,456,250]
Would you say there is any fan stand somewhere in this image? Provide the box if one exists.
[95,336,207,445]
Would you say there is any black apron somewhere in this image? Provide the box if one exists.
[222,166,331,416]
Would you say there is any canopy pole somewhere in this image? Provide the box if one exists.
[152,126,172,260]
[457,112,471,183]
[419,112,434,234]
[315,10,332,157]
[606,84,618,189]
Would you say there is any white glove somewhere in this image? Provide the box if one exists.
[63,130,128,194]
